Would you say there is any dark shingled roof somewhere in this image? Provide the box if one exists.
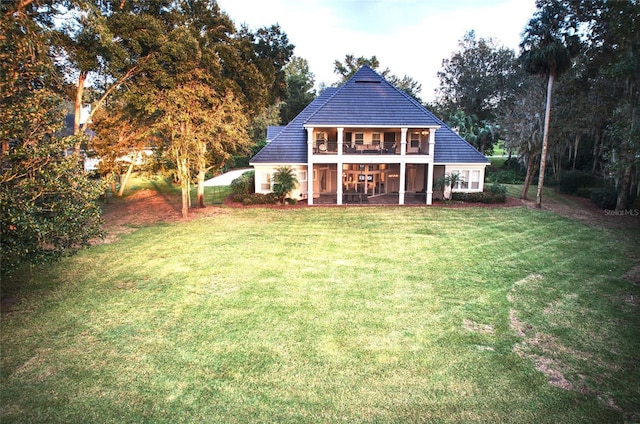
[266,126,286,141]
[251,88,338,164]
[251,66,488,164]
[305,66,441,127]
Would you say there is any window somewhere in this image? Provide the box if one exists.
[410,132,420,148]
[355,133,364,145]
[261,171,272,191]
[460,170,469,189]
[372,133,381,146]
[470,170,480,189]
[449,169,481,190]
[298,170,307,182]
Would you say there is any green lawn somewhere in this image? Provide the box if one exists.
[1,203,639,423]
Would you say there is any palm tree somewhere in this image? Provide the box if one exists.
[437,172,464,201]
[272,166,299,204]
[520,0,580,208]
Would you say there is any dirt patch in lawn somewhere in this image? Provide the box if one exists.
[521,194,640,230]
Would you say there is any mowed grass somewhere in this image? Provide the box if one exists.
[1,204,639,423]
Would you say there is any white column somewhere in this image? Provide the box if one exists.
[428,127,435,156]
[400,127,407,156]
[398,128,408,205]
[307,127,314,205]
[399,161,406,205]
[426,163,433,205]
[336,128,344,205]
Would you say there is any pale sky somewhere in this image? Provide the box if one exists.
[217,0,537,102]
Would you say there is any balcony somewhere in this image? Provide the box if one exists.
[314,142,402,155]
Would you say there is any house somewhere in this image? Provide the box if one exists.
[250,66,489,205]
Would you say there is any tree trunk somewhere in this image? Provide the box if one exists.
[180,156,189,219]
[110,174,116,197]
[591,128,601,175]
[522,154,537,200]
[629,165,638,206]
[117,160,135,197]
[536,72,555,208]
[572,133,581,170]
[616,166,632,210]
[197,169,206,208]
[73,71,88,155]
[196,143,207,208]
[74,72,87,137]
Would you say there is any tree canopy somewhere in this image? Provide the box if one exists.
[1,0,295,276]
[1,2,103,277]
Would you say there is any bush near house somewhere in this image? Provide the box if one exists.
[230,170,255,196]
[231,192,278,206]
[451,183,507,204]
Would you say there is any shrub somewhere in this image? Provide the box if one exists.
[464,192,484,202]
[449,187,506,204]
[488,183,507,196]
[483,192,507,203]
[487,169,525,184]
[453,184,507,203]
[558,170,597,195]
[451,192,466,201]
[232,192,278,205]
[230,170,255,196]
[590,186,617,209]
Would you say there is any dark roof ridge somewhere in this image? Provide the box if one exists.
[301,84,342,125]
[269,87,337,143]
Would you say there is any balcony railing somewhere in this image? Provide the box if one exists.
[344,144,398,155]
[313,142,430,155]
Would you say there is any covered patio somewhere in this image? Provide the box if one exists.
[314,193,437,205]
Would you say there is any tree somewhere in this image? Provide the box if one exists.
[56,0,172,146]
[387,74,423,103]
[572,0,640,209]
[497,73,546,199]
[447,109,499,155]
[436,172,464,201]
[520,0,580,208]
[436,31,518,154]
[272,166,298,204]
[90,96,153,197]
[280,56,316,124]
[437,31,519,124]
[334,54,383,83]
[333,54,422,100]
[1,4,103,278]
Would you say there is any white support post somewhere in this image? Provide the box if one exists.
[399,161,406,205]
[400,127,408,156]
[426,163,433,205]
[336,127,344,205]
[428,127,436,156]
[307,127,314,205]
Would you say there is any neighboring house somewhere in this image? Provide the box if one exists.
[250,66,489,205]
[60,111,154,173]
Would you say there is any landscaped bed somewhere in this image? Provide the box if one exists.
[1,185,639,423]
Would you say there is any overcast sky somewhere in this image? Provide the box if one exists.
[217,0,537,102]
